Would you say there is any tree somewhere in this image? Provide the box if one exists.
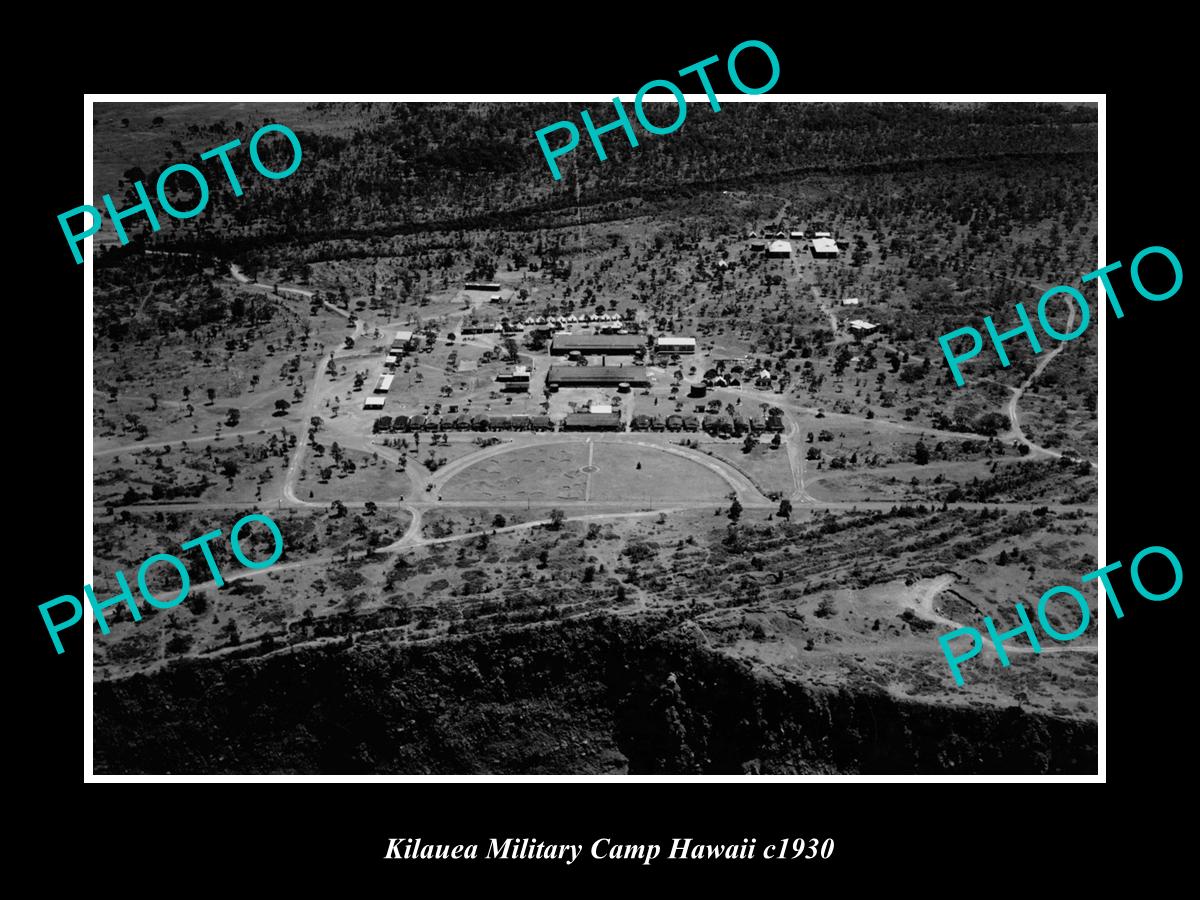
[778,498,793,519]
[742,434,757,453]
[274,399,291,416]
[364,501,378,516]
[728,498,743,521]
[771,432,782,449]
[206,388,216,405]
[548,508,566,530]
[492,514,507,528]
[914,440,930,465]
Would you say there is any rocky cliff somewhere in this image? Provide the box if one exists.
[94,613,1096,774]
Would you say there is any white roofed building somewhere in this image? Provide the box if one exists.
[655,336,696,354]
[848,319,879,336]
[811,238,839,259]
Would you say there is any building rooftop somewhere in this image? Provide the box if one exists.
[768,240,793,254]
[551,333,644,352]
[547,365,649,385]
[563,412,622,428]
[812,238,839,254]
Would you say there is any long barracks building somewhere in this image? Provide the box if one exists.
[550,333,645,356]
[546,365,650,388]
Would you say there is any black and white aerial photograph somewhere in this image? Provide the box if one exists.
[87,99,1099,775]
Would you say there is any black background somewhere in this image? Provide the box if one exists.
[18,24,1189,886]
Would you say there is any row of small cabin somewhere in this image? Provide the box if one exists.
[370,412,785,435]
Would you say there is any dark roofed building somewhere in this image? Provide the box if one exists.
[530,415,553,431]
[472,415,490,430]
[391,414,410,431]
[546,366,650,388]
[424,415,441,431]
[510,415,531,431]
[666,414,684,431]
[632,414,652,431]
[454,413,473,430]
[550,333,644,356]
[489,415,512,430]
[682,415,699,432]
[408,414,426,430]
[563,412,623,431]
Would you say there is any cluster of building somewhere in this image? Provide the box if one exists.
[632,411,783,434]
[374,413,554,433]
[461,312,632,336]
[364,331,418,410]
[496,365,531,393]
[747,226,842,259]
[371,407,785,435]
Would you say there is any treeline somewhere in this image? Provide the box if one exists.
[95,102,1096,264]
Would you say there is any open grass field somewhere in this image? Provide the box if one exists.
[703,441,796,498]
[441,443,589,501]
[588,441,733,502]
